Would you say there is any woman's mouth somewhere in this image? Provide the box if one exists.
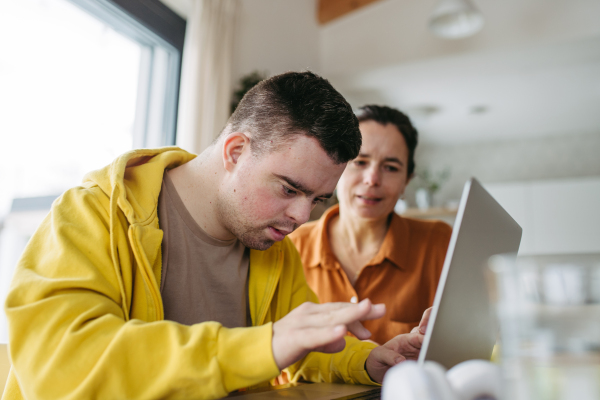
[357,195,382,205]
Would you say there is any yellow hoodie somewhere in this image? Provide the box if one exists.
[3,148,376,399]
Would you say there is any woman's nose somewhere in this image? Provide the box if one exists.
[363,167,381,186]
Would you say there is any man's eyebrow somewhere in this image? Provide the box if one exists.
[358,153,405,166]
[274,174,334,199]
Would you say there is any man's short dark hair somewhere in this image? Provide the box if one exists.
[356,105,418,177]
[226,71,361,164]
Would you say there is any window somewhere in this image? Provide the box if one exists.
[0,0,185,342]
[70,0,186,148]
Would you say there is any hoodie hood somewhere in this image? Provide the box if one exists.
[83,147,196,224]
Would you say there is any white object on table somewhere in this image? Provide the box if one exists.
[382,360,501,400]
[446,359,502,400]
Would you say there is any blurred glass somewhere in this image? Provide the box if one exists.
[488,254,600,400]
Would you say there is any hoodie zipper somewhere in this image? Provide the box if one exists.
[129,224,164,321]
[109,185,130,320]
[256,249,283,325]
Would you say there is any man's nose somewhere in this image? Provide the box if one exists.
[286,198,313,226]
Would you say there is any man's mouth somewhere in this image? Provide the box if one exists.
[267,226,293,241]
[271,227,292,235]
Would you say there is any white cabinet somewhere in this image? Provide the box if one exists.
[484,178,600,255]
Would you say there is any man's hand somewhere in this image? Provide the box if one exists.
[272,299,386,370]
[365,307,432,383]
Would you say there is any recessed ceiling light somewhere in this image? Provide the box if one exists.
[410,105,441,118]
[429,0,484,39]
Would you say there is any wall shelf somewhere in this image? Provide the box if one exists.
[401,207,458,219]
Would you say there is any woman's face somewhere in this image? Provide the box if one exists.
[337,120,412,221]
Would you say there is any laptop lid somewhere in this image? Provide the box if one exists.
[418,177,522,369]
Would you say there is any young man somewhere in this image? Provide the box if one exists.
[4,72,427,399]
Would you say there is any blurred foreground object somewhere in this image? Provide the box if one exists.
[489,254,600,400]
[382,359,501,400]
[429,0,484,39]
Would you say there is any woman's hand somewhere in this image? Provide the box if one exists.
[365,307,432,383]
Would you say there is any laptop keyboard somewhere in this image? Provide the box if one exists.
[332,388,381,400]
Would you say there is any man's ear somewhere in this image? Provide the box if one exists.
[222,132,250,172]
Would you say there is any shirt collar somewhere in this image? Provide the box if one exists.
[308,205,409,271]
[306,204,341,270]
[366,212,409,270]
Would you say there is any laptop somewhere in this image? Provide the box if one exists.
[418,177,522,369]
[232,177,521,398]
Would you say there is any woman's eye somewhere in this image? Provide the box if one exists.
[385,165,399,172]
[353,160,367,166]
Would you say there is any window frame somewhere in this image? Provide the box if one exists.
[68,0,186,147]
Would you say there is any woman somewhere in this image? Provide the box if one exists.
[290,105,452,345]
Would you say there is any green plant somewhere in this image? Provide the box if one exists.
[415,166,450,193]
[230,71,268,114]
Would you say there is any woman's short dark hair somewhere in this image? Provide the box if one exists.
[356,105,418,177]
[226,71,361,164]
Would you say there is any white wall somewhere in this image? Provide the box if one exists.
[407,130,600,207]
[484,178,600,256]
[233,0,321,82]
[159,0,321,99]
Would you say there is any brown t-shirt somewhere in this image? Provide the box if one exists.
[289,204,452,344]
[158,172,251,328]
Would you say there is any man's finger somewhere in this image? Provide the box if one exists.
[346,320,372,340]
[299,325,348,350]
[302,300,371,314]
[303,301,353,313]
[348,299,386,321]
[306,299,385,319]
[310,299,384,328]
[364,303,386,320]
[308,304,369,328]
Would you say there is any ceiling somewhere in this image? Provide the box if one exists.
[321,0,600,145]
[160,0,600,145]
[332,35,600,144]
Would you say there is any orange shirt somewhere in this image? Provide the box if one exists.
[290,204,452,345]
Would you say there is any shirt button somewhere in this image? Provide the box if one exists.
[350,296,358,304]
